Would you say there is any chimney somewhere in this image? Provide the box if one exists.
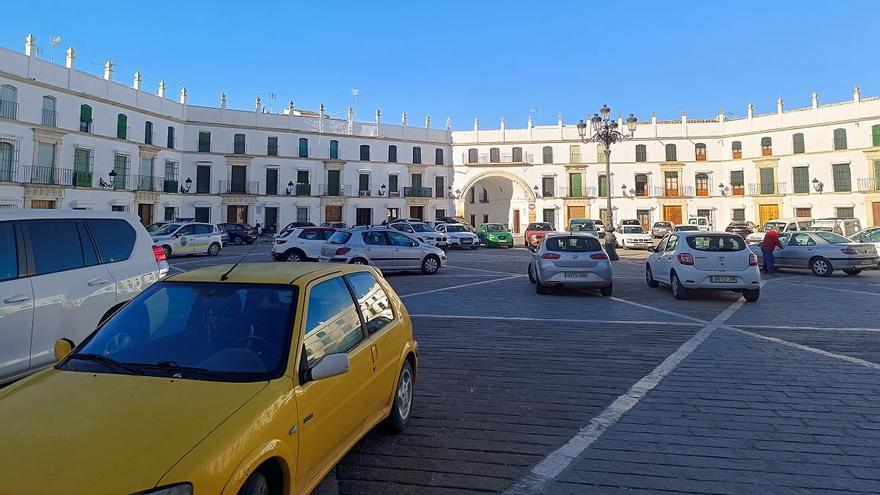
[157,80,166,98]
[473,117,479,132]
[347,106,353,122]
[255,97,262,112]
[220,92,227,109]
[446,117,452,131]
[287,99,295,113]
[747,102,754,119]
[425,114,431,129]
[401,111,407,126]
[65,47,75,69]
[854,85,861,102]
[718,107,725,124]
[103,60,113,81]
[25,34,36,57]
[319,103,325,118]
[527,114,533,129]
[557,114,563,129]
[179,88,187,104]
[132,71,142,90]
[681,110,687,137]
[500,116,506,132]
[777,97,783,115]
[375,108,381,124]
[811,91,819,110]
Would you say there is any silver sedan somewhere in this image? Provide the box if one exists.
[749,231,878,276]
[527,233,613,295]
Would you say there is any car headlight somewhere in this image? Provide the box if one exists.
[133,483,193,495]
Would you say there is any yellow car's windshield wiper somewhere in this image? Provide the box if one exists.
[128,361,228,381]
[66,353,143,375]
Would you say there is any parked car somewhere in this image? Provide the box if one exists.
[651,221,674,238]
[746,218,813,244]
[850,227,880,267]
[528,233,613,296]
[647,232,761,301]
[568,218,600,237]
[673,224,701,232]
[594,219,607,239]
[0,263,417,495]
[617,225,654,249]
[390,221,449,248]
[749,231,879,276]
[145,221,171,234]
[435,223,480,249]
[217,222,257,245]
[438,216,477,232]
[812,217,862,237]
[477,223,514,247]
[277,221,317,237]
[151,222,223,258]
[688,216,711,231]
[725,221,757,238]
[524,222,555,249]
[321,222,348,229]
[272,227,336,262]
[0,210,168,385]
[620,219,642,226]
[320,228,447,274]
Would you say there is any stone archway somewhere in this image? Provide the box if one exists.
[455,169,538,223]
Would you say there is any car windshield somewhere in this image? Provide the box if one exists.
[654,222,672,228]
[485,224,508,232]
[814,232,851,244]
[570,220,596,231]
[411,223,433,232]
[445,225,468,233]
[61,282,296,382]
[763,222,786,232]
[528,223,553,231]
[153,223,183,236]
[622,226,645,234]
[686,235,745,252]
[545,236,602,252]
[146,223,167,233]
[328,231,352,244]
[675,225,699,231]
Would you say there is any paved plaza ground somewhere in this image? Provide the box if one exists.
[169,243,880,494]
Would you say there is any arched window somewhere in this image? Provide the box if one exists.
[694,143,707,161]
[760,137,772,156]
[41,96,56,127]
[412,146,421,164]
[792,133,805,154]
[542,146,553,164]
[695,173,710,197]
[512,147,523,163]
[731,140,742,159]
[299,138,309,158]
[480,187,489,203]
[80,104,93,133]
[329,140,339,159]
[359,144,370,161]
[635,144,647,162]
[144,120,153,144]
[634,173,648,196]
[116,114,128,140]
[0,84,17,119]
[167,126,175,149]
[833,128,847,150]
[0,141,14,182]
[665,143,677,162]
[489,147,500,163]
[872,125,880,148]
[467,148,478,164]
[387,144,397,162]
[435,148,444,165]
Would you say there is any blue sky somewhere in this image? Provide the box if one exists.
[3,1,877,129]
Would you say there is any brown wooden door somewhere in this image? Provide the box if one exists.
[409,206,424,220]
[324,205,342,222]
[226,205,248,224]
[759,204,779,225]
[137,203,153,226]
[663,205,682,224]
[873,202,880,226]
[513,209,521,233]
[30,200,55,209]
[567,206,586,224]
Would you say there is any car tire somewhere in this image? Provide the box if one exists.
[284,250,305,262]
[470,244,479,250]
[600,284,613,297]
[233,236,243,245]
[162,245,172,259]
[670,272,689,300]
[528,264,536,284]
[385,360,415,433]
[237,470,269,495]
[810,257,833,277]
[743,288,760,302]
[843,269,862,276]
[646,265,659,288]
[350,258,368,265]
[421,255,441,274]
[535,277,550,295]
[207,242,221,256]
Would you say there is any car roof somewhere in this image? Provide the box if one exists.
[767,218,811,222]
[544,231,597,238]
[0,209,142,223]
[168,262,366,285]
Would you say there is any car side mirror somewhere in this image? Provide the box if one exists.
[305,353,350,382]
[54,338,75,361]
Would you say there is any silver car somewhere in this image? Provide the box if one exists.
[528,233,613,296]
[319,228,447,274]
[749,231,879,276]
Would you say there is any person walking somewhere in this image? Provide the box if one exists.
[761,226,783,274]
[605,226,620,261]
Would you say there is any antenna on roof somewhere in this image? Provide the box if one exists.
[220,233,267,281]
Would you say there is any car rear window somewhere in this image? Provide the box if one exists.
[528,223,552,231]
[686,235,745,252]
[545,236,602,252]
[814,232,850,244]
[328,231,352,244]
[622,226,645,234]
[86,219,136,263]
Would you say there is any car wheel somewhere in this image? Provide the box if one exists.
[535,276,550,295]
[600,284,613,297]
[528,264,536,284]
[350,258,368,265]
[233,236,243,245]
[285,250,304,262]
[237,470,269,495]
[421,255,440,274]
[385,360,415,433]
[670,272,689,300]
[810,257,833,277]
[743,288,760,302]
[843,269,862,276]
[162,245,172,259]
[646,265,659,288]
[470,244,479,250]
[207,242,221,256]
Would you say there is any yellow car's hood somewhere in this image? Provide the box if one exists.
[0,369,267,495]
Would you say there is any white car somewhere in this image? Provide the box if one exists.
[435,223,480,249]
[389,221,449,248]
[746,218,813,245]
[0,210,168,384]
[271,226,336,262]
[616,225,654,249]
[850,227,880,268]
[687,216,711,231]
[150,222,223,258]
[646,231,761,302]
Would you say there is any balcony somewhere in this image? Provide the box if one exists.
[560,186,597,198]
[404,187,433,198]
[219,180,260,194]
[858,177,880,192]
[569,153,583,164]
[269,182,312,196]
[388,190,401,198]
[540,189,556,198]
[0,99,17,120]
[730,185,745,196]
[79,121,93,133]
[41,109,58,127]
[749,182,786,195]
[462,152,534,165]
[20,166,90,186]
[314,184,352,197]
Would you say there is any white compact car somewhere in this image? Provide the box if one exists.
[0,210,168,384]
[389,221,449,248]
[616,225,654,249]
[746,218,813,245]
[646,232,761,301]
[435,223,480,249]
[271,226,336,262]
[150,222,223,258]
[687,216,711,231]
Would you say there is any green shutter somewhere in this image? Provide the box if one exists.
[569,173,582,197]
[80,105,92,122]
[872,125,880,147]
[116,114,127,139]
[328,169,341,195]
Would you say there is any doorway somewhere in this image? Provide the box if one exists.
[355,208,372,226]
[662,205,682,224]
[409,206,424,220]
[542,208,556,229]
[759,204,779,225]
[227,205,248,224]
[637,209,651,231]
[513,209,521,233]
[873,202,880,226]
[137,203,153,226]
[264,207,279,232]
[324,205,343,222]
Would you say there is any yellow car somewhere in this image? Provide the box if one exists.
[0,263,418,495]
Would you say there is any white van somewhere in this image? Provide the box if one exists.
[688,216,711,231]
[0,210,167,384]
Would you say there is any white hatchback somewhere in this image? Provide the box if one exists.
[271,227,336,262]
[150,222,223,258]
[0,210,167,384]
[646,232,761,301]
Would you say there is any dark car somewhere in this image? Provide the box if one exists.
[725,221,757,238]
[217,223,256,245]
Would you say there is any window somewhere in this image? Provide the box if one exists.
[832,163,851,192]
[41,96,57,127]
[483,214,489,225]
[569,173,582,197]
[36,142,56,180]
[730,170,744,195]
[388,145,397,162]
[598,174,609,197]
[194,207,210,223]
[685,235,745,252]
[759,168,775,194]
[632,174,647,197]
[73,148,93,187]
[412,146,421,164]
[0,222,17,281]
[296,207,309,223]
[665,143,677,162]
[873,125,880,147]
[435,148,444,165]
[695,173,709,196]
[435,176,445,198]
[664,171,679,196]
[116,114,128,139]
[795,207,812,218]
[542,176,555,197]
[164,207,177,221]
[80,104,93,133]
[467,188,475,203]
[329,140,339,159]
[0,141,15,182]
[344,272,393,335]
[761,137,772,156]
[792,166,810,193]
[85,219,135,263]
[265,168,278,195]
[512,147,523,162]
[301,277,363,367]
[479,187,488,203]
[467,148,479,164]
[542,209,556,229]
[635,144,647,162]
[732,208,745,222]
[266,136,278,157]
[0,84,17,119]
[542,146,553,164]
[196,165,211,194]
[234,134,246,154]
[25,220,88,275]
[388,174,399,195]
[835,208,854,219]
[388,231,414,247]
[695,143,707,161]
[833,128,847,150]
[359,173,370,195]
[435,208,446,220]
[731,140,742,159]
[792,133,805,154]
[570,145,582,163]
[198,131,211,152]
[596,144,606,162]
[112,154,129,189]
[490,147,500,163]
[167,127,176,149]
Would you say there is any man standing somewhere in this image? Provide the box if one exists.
[605,226,620,261]
[761,226,783,274]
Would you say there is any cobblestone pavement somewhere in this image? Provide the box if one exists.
[168,243,880,494]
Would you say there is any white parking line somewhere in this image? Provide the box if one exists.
[400,275,524,298]
[445,265,521,276]
[774,279,880,297]
[410,314,703,327]
[503,298,746,495]
[727,327,880,371]
[609,297,708,324]
[736,324,880,333]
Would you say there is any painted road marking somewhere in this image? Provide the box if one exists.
[774,279,880,297]
[400,275,525,298]
[410,314,703,327]
[728,327,880,370]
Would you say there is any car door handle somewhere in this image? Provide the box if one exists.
[3,294,30,304]
[87,278,112,287]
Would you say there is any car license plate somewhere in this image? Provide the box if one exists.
[859,259,875,265]
[711,276,737,283]
[461,238,472,244]
[319,258,330,263]
[564,272,590,279]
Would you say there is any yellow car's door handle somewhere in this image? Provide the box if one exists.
[370,345,378,371]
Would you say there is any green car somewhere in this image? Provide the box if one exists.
[477,223,515,247]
